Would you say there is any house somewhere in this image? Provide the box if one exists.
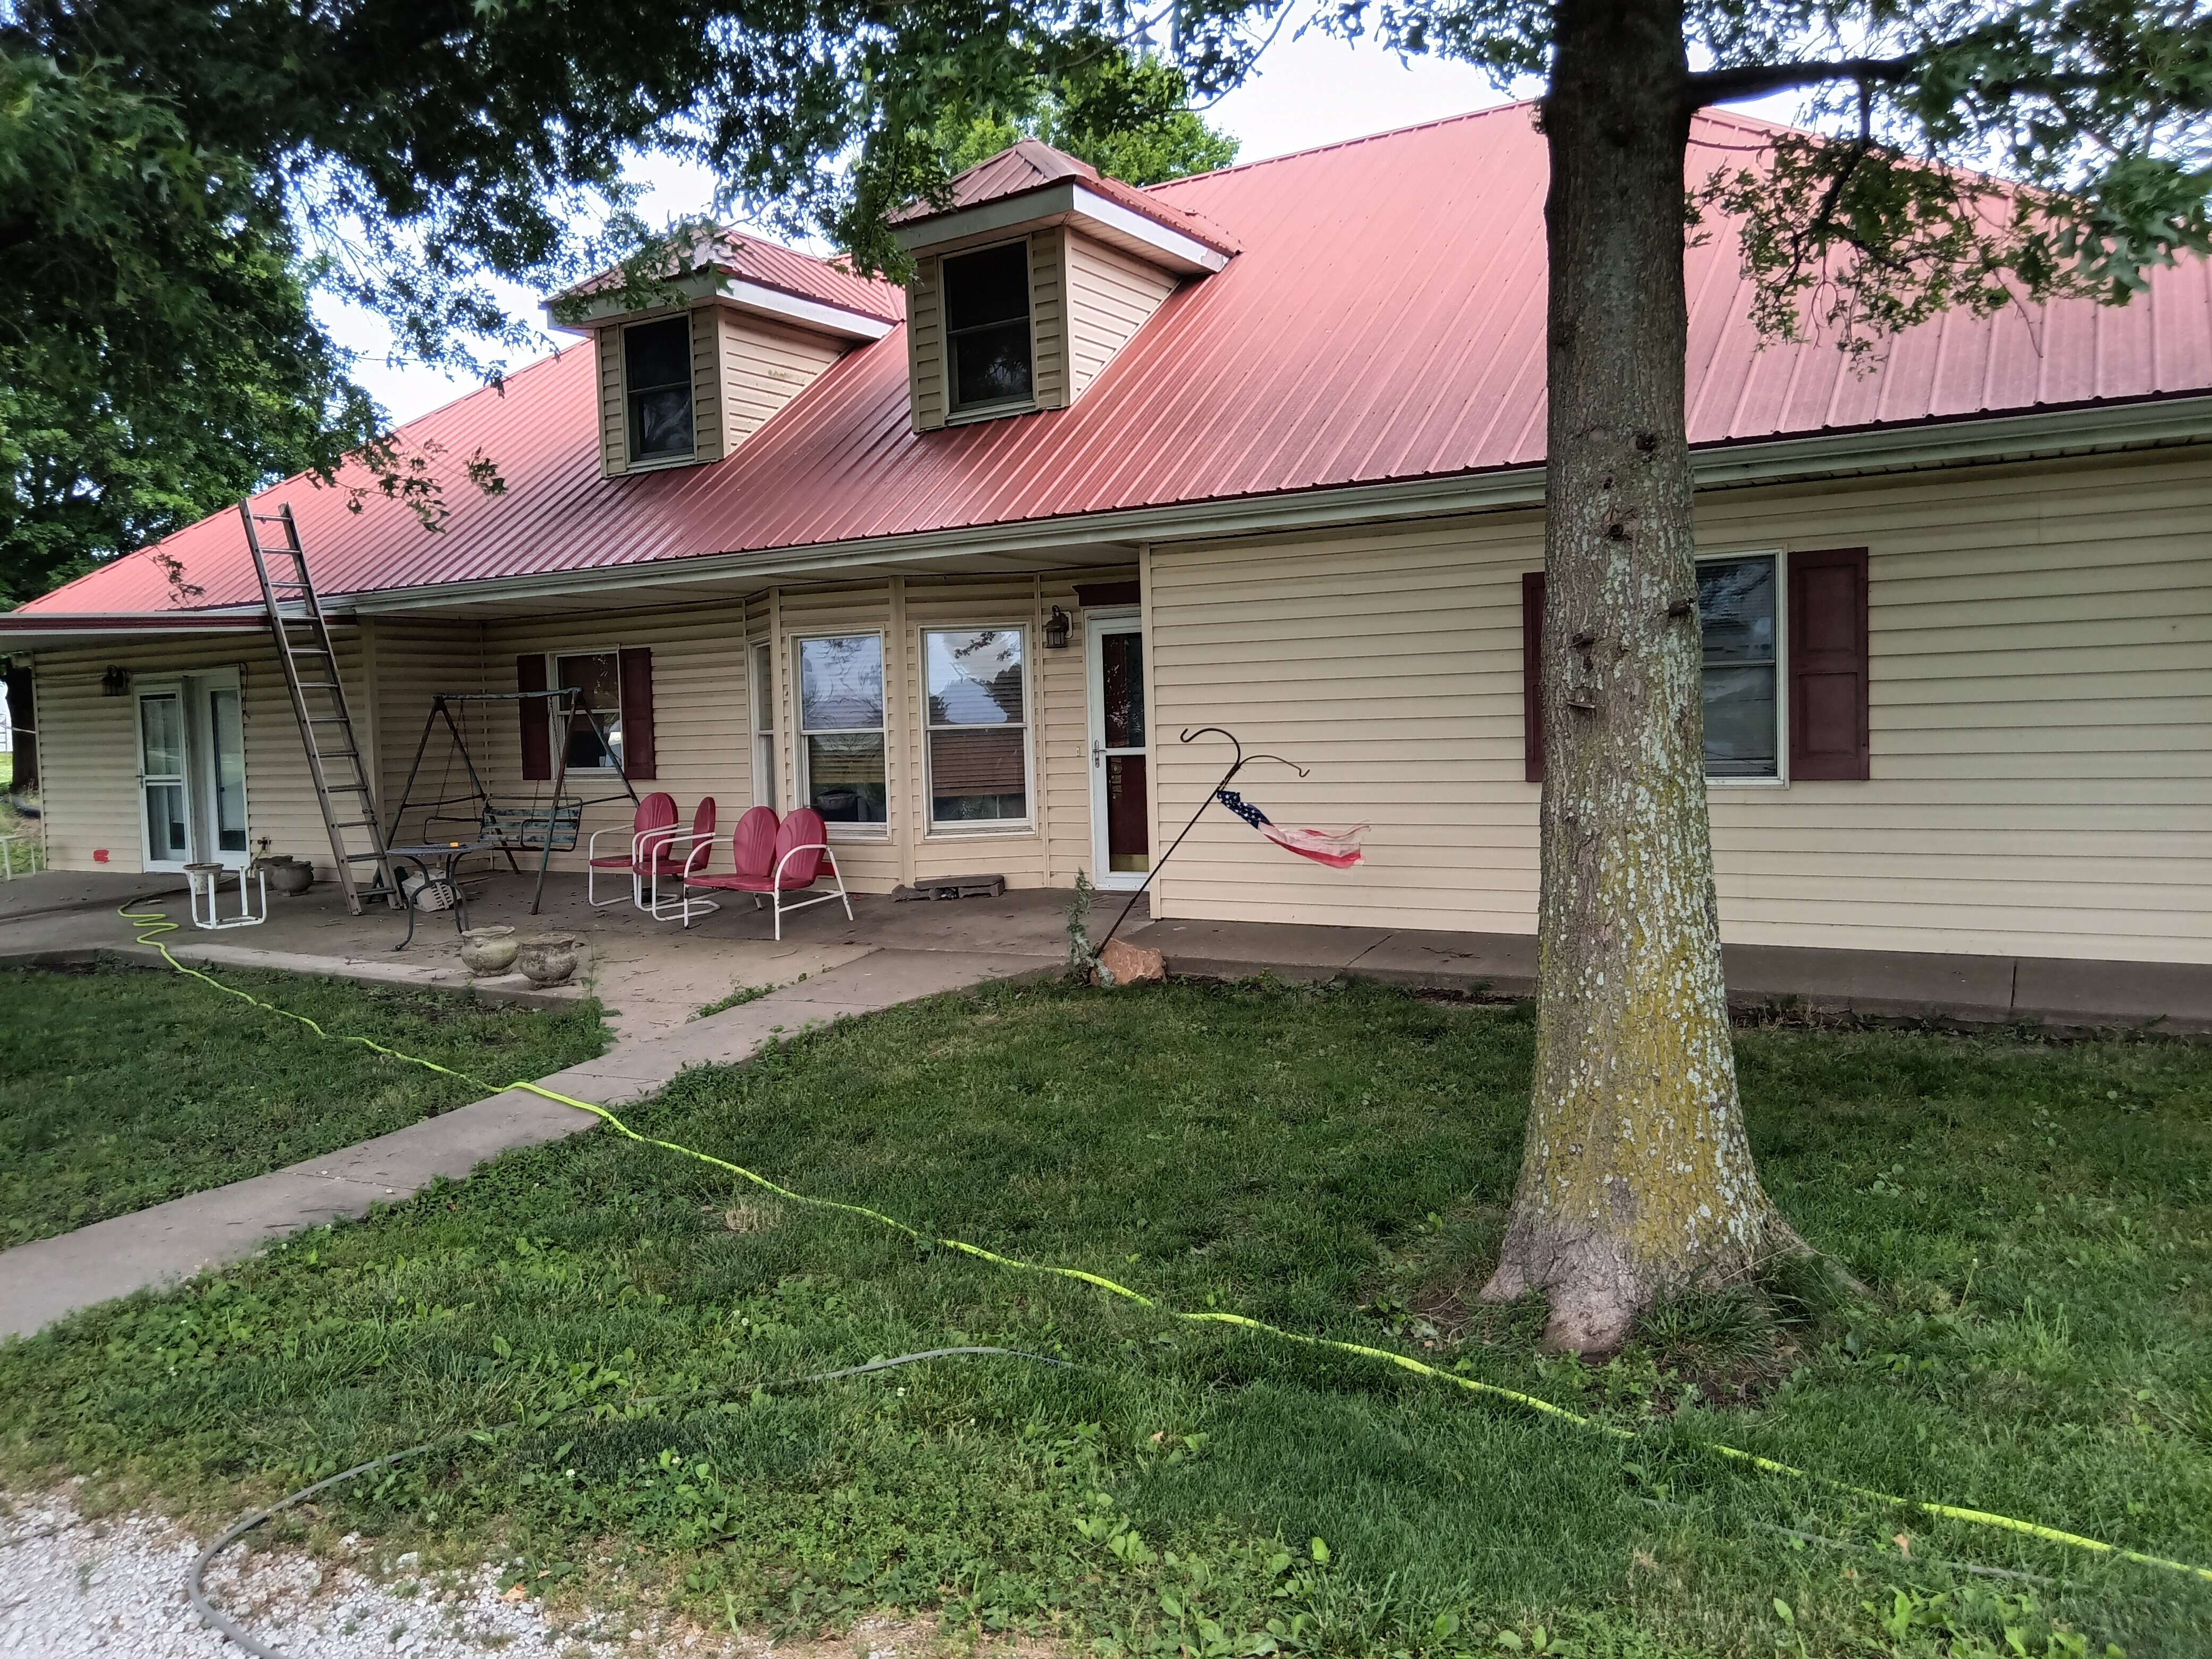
[4,105,2209,977]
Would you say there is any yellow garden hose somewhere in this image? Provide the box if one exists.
[114,897,2212,1588]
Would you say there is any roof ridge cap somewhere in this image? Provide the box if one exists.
[1146,99,1539,189]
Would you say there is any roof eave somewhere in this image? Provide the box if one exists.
[893,181,1232,274]
[545,271,897,340]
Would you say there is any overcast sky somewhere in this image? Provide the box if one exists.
[321,28,1529,425]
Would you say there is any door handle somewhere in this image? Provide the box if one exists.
[1091,739,1103,769]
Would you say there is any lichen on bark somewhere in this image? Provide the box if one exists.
[1477,0,1797,1353]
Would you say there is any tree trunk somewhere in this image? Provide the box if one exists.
[1478,0,1787,1351]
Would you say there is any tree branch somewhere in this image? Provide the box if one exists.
[1687,54,1917,109]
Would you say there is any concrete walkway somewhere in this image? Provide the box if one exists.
[1,873,1068,1338]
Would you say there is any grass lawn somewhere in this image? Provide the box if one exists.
[1,959,607,1243]
[2,975,2208,1657]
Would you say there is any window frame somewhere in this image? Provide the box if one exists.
[919,623,1036,837]
[749,638,778,809]
[549,646,626,777]
[941,239,1037,420]
[792,629,891,840]
[1696,547,1789,788]
[622,314,697,466]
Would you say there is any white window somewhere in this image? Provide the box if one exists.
[1697,553,1782,781]
[923,627,1029,830]
[749,639,777,808]
[555,649,624,772]
[795,633,887,828]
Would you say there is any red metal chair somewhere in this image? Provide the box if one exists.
[644,797,717,922]
[586,791,675,908]
[677,806,852,937]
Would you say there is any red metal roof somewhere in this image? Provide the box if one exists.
[555,225,902,322]
[24,104,2212,619]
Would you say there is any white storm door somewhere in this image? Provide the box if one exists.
[1084,611,1149,891]
[136,686,195,869]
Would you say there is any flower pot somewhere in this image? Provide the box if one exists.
[457,925,520,975]
[516,935,581,986]
[265,858,314,895]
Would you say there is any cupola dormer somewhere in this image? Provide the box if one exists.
[549,229,902,479]
[889,140,1237,433]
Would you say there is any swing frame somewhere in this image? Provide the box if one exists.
[384,690,642,916]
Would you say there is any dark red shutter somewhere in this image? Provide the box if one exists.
[1788,547,1870,781]
[1522,571,1546,783]
[517,653,551,781]
[618,646,657,780]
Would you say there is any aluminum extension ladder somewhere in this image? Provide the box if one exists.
[239,502,399,915]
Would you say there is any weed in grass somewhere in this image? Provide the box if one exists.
[1,977,2206,1655]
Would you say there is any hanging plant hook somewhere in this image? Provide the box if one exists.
[1095,726,1311,956]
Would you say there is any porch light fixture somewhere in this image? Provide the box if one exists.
[102,665,131,697]
[1043,605,1071,649]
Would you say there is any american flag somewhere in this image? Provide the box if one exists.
[1214,788,1367,869]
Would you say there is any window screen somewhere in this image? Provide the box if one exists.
[797,635,887,824]
[556,651,624,770]
[924,628,1027,825]
[624,317,694,459]
[943,242,1033,412]
[1698,555,1779,778]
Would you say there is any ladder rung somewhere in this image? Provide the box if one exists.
[295,681,342,691]
[329,819,379,832]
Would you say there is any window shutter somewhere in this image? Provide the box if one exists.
[619,646,657,780]
[517,653,551,781]
[1788,547,1870,781]
[1522,571,1546,784]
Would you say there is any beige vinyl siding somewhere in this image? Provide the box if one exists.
[1145,448,2212,965]
[365,618,489,848]
[907,255,946,432]
[1066,233,1179,400]
[470,604,754,875]
[594,329,626,475]
[690,306,724,462]
[718,311,848,447]
[1026,227,1068,411]
[31,635,371,878]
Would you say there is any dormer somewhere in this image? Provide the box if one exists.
[889,140,1237,433]
[548,230,903,478]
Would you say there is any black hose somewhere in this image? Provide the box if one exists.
[189,1345,1072,1657]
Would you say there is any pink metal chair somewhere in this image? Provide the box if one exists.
[586,791,676,908]
[644,797,717,922]
[677,806,852,938]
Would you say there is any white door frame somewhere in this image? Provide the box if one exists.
[134,679,196,872]
[1084,608,1148,892]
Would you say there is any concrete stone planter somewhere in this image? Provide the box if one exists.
[457,925,520,975]
[516,935,581,987]
[264,858,314,895]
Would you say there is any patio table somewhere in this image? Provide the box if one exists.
[384,840,499,949]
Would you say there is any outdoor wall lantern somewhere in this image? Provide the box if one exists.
[1043,605,1071,649]
[101,665,132,696]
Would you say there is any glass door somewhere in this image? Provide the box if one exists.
[206,685,249,857]
[137,689,194,868]
[1085,614,1149,890]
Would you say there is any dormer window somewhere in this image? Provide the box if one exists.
[945,243,1034,412]
[624,318,696,460]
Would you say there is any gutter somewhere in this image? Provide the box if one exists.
[346,392,2212,615]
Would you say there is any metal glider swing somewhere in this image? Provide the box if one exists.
[382,690,640,947]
